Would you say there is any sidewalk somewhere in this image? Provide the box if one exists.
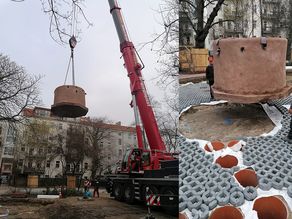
[179,73,205,84]
[0,184,12,195]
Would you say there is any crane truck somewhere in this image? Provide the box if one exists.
[104,0,179,211]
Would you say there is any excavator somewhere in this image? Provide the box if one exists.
[104,0,179,210]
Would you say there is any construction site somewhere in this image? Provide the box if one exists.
[0,0,178,218]
[178,37,292,219]
[0,186,176,219]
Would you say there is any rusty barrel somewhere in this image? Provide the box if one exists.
[51,85,88,118]
[212,37,292,103]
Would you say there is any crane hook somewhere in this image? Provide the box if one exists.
[69,35,77,49]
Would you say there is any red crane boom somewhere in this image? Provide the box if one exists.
[108,0,166,152]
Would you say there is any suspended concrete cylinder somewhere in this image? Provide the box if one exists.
[51,85,88,118]
[212,37,292,103]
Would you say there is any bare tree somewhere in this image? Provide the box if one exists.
[149,87,179,152]
[0,54,41,123]
[11,0,92,44]
[260,0,286,37]
[85,118,112,177]
[179,0,227,48]
[14,120,52,175]
[222,0,249,37]
[286,0,292,61]
[65,124,86,176]
[139,0,179,85]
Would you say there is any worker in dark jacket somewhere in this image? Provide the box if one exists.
[93,178,100,198]
[286,104,292,143]
[206,55,214,100]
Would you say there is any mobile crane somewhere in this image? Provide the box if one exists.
[104,0,178,210]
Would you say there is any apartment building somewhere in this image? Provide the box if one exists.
[207,0,288,46]
[0,107,137,179]
[179,0,289,49]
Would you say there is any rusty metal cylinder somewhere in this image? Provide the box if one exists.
[212,37,292,103]
[51,85,88,118]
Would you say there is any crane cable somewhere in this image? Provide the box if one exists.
[64,2,78,85]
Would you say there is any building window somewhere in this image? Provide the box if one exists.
[3,164,12,172]
[118,149,122,156]
[18,159,24,167]
[108,154,111,160]
[66,164,71,171]
[118,139,122,145]
[36,162,41,169]
[6,126,15,143]
[4,147,14,155]
[76,164,80,172]
[58,123,63,130]
[46,160,50,168]
[227,21,232,30]
[28,161,32,168]
[253,20,257,28]
[118,132,121,136]
[21,147,25,152]
[29,148,34,155]
[55,161,60,168]
[39,148,43,154]
[48,146,52,154]
[84,162,88,170]
[219,19,223,27]
[253,4,257,13]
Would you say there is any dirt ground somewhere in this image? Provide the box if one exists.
[179,103,274,142]
[0,190,175,219]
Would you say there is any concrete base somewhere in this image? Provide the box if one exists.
[213,85,292,103]
[51,103,88,118]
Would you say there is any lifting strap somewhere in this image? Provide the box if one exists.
[64,3,78,85]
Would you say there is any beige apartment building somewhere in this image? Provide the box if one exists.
[0,107,137,180]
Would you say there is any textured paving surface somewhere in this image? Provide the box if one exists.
[179,83,292,218]
[179,83,210,112]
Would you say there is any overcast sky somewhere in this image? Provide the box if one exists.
[0,0,170,125]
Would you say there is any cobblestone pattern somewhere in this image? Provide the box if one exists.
[179,83,210,112]
[243,136,292,190]
[179,86,292,217]
[178,137,248,218]
[179,135,292,218]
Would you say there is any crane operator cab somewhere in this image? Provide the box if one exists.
[119,148,151,174]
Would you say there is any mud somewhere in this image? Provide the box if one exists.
[179,103,274,142]
[0,190,174,219]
